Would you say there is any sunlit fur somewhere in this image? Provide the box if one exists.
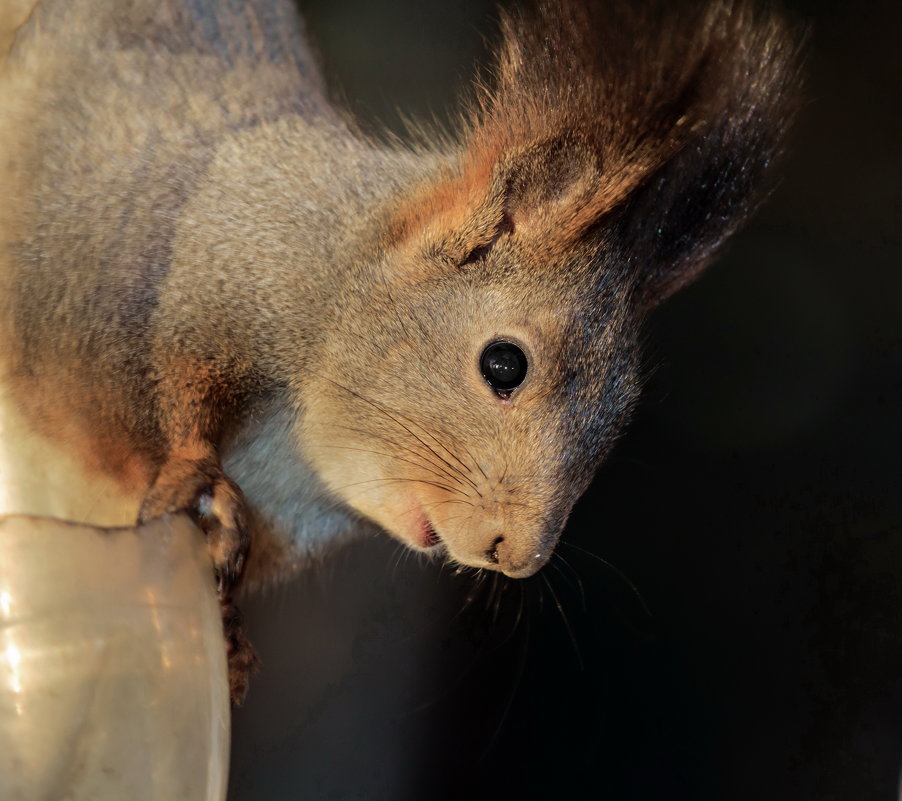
[0,0,802,588]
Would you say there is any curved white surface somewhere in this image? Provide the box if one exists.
[0,514,230,801]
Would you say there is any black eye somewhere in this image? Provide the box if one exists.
[480,341,528,395]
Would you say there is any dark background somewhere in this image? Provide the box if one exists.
[228,2,902,799]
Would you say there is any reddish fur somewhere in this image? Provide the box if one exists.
[0,0,804,703]
[391,1,802,273]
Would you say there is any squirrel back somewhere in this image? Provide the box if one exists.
[0,0,803,589]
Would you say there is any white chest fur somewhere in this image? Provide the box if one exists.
[222,399,369,585]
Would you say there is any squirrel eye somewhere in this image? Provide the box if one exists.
[480,341,527,395]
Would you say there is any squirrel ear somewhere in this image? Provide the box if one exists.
[387,132,609,268]
[615,111,786,310]
[452,0,802,292]
[392,137,600,268]
[389,1,802,283]
[486,134,604,240]
[615,27,804,310]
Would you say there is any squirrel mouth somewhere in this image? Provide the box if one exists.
[421,518,441,549]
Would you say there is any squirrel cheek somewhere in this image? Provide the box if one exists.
[318,463,432,551]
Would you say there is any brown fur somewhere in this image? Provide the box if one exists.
[0,0,803,701]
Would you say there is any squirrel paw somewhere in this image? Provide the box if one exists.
[139,458,250,596]
[221,598,260,706]
[140,458,258,704]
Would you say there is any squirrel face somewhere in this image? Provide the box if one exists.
[296,0,802,576]
[0,0,801,588]
[303,215,642,577]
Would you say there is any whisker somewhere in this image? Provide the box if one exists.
[419,498,476,511]
[433,510,482,530]
[380,406,480,480]
[498,499,532,510]
[495,580,530,649]
[490,573,508,627]
[327,422,472,490]
[560,541,652,618]
[309,371,483,494]
[484,572,500,624]
[406,577,497,717]
[444,431,488,481]
[310,441,460,486]
[541,572,583,671]
[388,541,410,583]
[329,476,460,502]
[318,375,482,493]
[551,552,587,612]
[514,581,527,636]
[449,568,490,622]
[483,614,530,756]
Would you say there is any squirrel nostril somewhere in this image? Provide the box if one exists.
[486,536,504,564]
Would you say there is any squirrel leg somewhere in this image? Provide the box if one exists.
[139,443,259,704]
[139,445,249,589]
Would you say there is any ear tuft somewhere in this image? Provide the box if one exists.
[386,0,804,291]
[455,0,805,282]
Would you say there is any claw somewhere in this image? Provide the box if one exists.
[141,458,254,700]
[192,484,215,518]
[216,562,238,597]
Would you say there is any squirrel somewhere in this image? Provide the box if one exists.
[0,0,802,703]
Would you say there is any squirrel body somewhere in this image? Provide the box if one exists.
[1,1,431,582]
[0,0,801,698]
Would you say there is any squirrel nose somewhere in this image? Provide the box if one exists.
[486,534,550,579]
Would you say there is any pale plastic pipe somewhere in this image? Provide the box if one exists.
[0,513,230,801]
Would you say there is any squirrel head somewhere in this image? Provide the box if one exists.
[301,0,802,577]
